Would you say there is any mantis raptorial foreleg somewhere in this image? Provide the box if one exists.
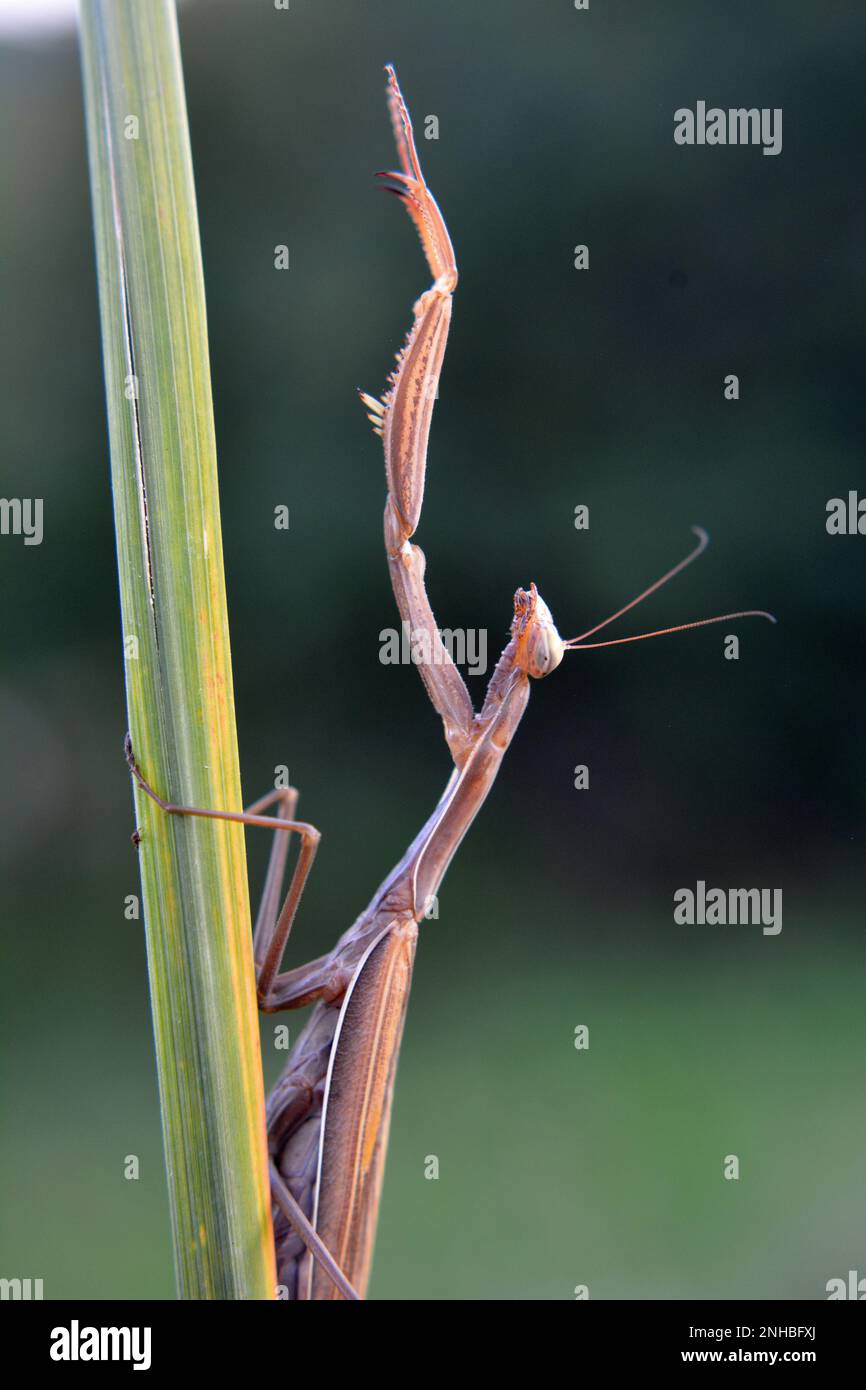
[385,536,475,765]
[359,66,476,770]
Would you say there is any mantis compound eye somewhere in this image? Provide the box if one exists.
[529,626,565,679]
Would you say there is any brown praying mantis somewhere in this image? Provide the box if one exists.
[126,65,774,1300]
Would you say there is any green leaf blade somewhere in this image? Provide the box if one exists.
[80,0,276,1300]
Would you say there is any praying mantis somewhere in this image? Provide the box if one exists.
[127,65,774,1300]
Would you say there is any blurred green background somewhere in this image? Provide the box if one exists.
[1,0,864,1299]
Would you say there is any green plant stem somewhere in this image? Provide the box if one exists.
[79,0,275,1299]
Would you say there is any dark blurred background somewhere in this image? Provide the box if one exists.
[1,0,864,1299]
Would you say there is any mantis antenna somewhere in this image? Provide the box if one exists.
[562,527,776,652]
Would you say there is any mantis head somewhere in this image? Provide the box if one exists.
[514,528,776,680]
[512,584,566,679]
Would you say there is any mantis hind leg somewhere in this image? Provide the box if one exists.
[270,1161,359,1301]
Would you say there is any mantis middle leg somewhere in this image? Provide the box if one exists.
[126,737,349,1011]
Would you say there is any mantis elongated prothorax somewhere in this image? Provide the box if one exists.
[127,64,773,1300]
